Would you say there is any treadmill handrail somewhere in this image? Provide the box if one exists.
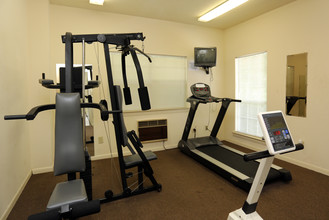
[187,96,222,103]
[187,96,241,104]
[210,98,241,138]
[244,143,304,161]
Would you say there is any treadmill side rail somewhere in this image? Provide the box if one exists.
[191,149,250,180]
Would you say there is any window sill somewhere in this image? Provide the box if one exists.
[232,131,264,143]
[105,107,189,118]
[124,107,188,114]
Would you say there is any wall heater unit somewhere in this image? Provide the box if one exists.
[138,119,167,142]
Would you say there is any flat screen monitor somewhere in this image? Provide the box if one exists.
[194,47,217,68]
[258,111,295,155]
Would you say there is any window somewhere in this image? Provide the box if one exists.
[235,52,267,137]
[57,52,187,112]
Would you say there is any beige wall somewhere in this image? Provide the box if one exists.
[223,0,329,175]
[0,0,52,218]
[27,0,53,174]
[0,0,30,218]
[2,0,329,218]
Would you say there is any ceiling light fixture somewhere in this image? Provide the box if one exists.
[89,0,104,6]
[198,0,249,22]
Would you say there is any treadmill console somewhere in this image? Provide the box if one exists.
[191,83,211,99]
[258,111,295,155]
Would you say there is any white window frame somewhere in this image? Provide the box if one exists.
[235,52,267,137]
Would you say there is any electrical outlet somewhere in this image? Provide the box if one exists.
[98,136,104,144]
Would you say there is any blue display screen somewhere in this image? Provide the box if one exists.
[262,112,294,152]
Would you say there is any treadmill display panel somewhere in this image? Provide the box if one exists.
[191,83,211,99]
[258,111,295,155]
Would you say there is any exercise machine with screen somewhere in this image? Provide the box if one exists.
[178,83,293,191]
[228,111,304,220]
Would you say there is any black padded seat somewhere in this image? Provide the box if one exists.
[124,151,157,168]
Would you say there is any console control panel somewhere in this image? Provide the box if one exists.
[258,111,295,155]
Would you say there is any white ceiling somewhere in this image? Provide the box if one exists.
[50,0,296,29]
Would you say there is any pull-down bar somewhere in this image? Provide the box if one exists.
[62,33,144,45]
[62,32,151,110]
[121,45,152,106]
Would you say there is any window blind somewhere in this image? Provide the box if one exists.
[110,52,187,111]
[235,52,267,137]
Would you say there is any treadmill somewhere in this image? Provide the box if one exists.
[178,83,292,191]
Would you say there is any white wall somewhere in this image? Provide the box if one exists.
[48,5,224,159]
[223,0,329,175]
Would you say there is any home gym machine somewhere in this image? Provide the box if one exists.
[60,32,161,203]
[228,111,304,220]
[178,83,292,191]
[42,32,161,201]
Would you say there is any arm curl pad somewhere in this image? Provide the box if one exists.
[123,87,132,105]
[138,87,151,110]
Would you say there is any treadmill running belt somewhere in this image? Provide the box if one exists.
[197,145,281,180]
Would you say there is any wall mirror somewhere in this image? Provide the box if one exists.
[286,53,307,117]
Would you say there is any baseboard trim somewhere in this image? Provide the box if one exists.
[91,153,114,161]
[1,170,32,220]
[226,138,329,176]
[32,166,53,174]
[277,153,329,176]
[90,145,176,161]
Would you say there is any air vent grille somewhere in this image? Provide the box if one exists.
[138,119,167,142]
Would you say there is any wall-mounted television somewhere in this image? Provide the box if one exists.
[194,47,217,68]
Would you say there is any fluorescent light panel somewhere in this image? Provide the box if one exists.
[198,0,249,22]
[89,0,104,5]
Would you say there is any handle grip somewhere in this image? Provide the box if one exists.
[4,115,27,120]
[70,200,100,219]
[244,143,304,161]
[27,200,100,220]
[27,209,61,220]
[229,98,241,102]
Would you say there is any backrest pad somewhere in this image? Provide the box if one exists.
[54,93,85,175]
